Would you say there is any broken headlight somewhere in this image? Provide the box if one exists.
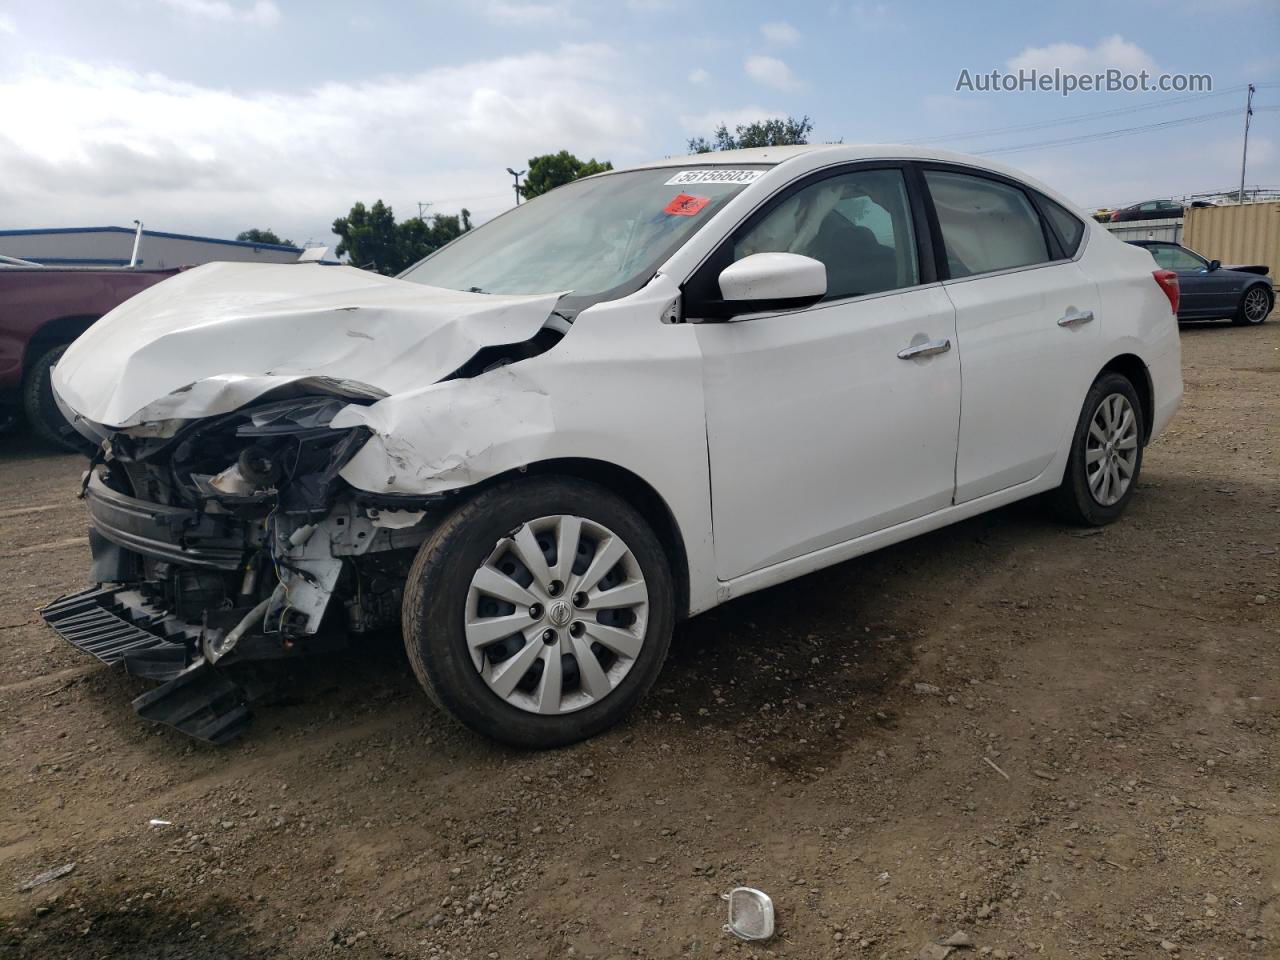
[177,397,371,515]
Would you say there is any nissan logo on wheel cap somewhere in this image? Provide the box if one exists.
[548,600,572,627]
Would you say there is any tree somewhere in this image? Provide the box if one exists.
[687,115,814,154]
[397,208,473,268]
[520,150,613,200]
[332,201,399,274]
[332,200,472,276]
[236,227,294,247]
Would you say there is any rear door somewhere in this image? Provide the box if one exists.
[921,166,1101,503]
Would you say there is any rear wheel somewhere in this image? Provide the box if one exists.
[402,476,674,748]
[22,343,90,453]
[1050,372,1145,526]
[1232,285,1272,326]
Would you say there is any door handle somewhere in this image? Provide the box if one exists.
[1057,308,1095,327]
[897,337,951,360]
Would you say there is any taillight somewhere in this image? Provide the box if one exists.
[1153,269,1180,315]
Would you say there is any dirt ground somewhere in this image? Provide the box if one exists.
[1,319,1276,960]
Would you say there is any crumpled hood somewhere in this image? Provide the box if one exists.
[53,261,564,428]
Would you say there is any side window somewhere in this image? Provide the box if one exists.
[732,168,919,300]
[1039,196,1085,257]
[1139,201,1160,212]
[924,170,1050,279]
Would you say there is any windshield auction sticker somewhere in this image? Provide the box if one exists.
[664,169,765,186]
[663,194,711,216]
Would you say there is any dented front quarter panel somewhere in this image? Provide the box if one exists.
[334,274,720,615]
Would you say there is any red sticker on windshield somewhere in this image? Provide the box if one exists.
[663,193,710,216]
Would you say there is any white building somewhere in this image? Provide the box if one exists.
[0,226,303,269]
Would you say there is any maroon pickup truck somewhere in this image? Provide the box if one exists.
[1,264,180,447]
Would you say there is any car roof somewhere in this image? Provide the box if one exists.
[611,143,1088,216]
[619,143,1045,175]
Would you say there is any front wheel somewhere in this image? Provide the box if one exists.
[1232,285,1272,326]
[402,476,674,748]
[1050,372,1146,526]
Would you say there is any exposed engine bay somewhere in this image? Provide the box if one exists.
[97,397,426,638]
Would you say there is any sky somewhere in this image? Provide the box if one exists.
[1,0,1277,248]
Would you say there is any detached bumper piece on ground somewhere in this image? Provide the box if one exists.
[41,586,254,744]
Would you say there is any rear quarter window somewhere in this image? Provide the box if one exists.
[1038,196,1086,257]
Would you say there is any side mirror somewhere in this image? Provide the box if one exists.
[699,252,826,320]
[1207,259,1221,272]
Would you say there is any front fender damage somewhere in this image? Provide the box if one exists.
[333,365,558,496]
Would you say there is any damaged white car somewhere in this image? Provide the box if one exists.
[42,145,1182,747]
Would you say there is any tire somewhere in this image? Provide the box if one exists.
[1050,371,1146,526]
[1232,285,1272,326]
[22,343,90,453]
[402,476,675,748]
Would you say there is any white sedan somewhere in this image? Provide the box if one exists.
[47,144,1182,747]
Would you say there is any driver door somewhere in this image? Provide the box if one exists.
[687,165,961,581]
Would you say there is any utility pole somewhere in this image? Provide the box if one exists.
[506,168,526,205]
[417,201,433,221]
[1238,83,1255,204]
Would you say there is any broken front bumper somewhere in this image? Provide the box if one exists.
[40,585,194,668]
[42,465,274,744]
[43,450,432,744]
[83,465,245,572]
[40,585,252,744]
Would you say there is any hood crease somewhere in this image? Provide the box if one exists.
[53,261,565,428]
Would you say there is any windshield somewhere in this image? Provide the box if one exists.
[400,166,769,304]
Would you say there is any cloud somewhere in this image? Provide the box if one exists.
[480,1,582,26]
[0,13,16,35]
[688,68,710,85]
[760,21,800,46]
[1008,35,1157,74]
[480,0,668,23]
[0,46,651,245]
[157,0,281,26]
[744,55,799,91]
[846,3,901,31]
[679,106,786,136]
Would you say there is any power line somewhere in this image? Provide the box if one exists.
[414,191,510,207]
[907,85,1249,145]
[976,108,1240,156]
